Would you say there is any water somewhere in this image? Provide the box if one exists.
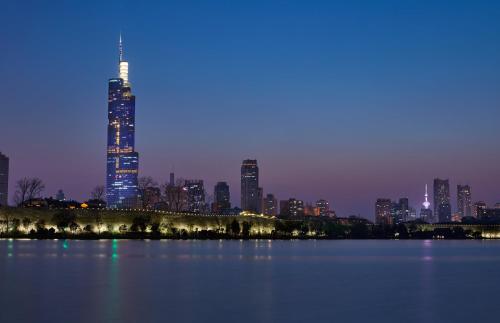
[0,239,499,323]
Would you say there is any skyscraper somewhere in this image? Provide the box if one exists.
[281,198,304,217]
[398,198,410,223]
[213,182,231,213]
[185,180,206,213]
[0,152,8,206]
[241,159,262,213]
[263,193,278,216]
[106,36,139,208]
[375,198,392,225]
[472,201,487,218]
[433,178,451,222]
[315,199,330,217]
[457,184,472,218]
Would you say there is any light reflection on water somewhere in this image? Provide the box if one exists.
[1,240,500,323]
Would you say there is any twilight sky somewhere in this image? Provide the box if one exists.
[1,0,500,218]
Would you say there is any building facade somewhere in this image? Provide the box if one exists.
[213,182,231,213]
[241,159,262,213]
[457,184,472,218]
[263,193,278,216]
[472,201,487,218]
[185,180,206,213]
[0,152,8,206]
[375,198,392,225]
[106,36,139,208]
[283,198,305,217]
[316,199,330,217]
[433,178,451,222]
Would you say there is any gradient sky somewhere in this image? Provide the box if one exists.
[1,0,500,218]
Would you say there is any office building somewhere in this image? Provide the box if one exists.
[434,178,451,222]
[241,159,262,213]
[213,182,231,213]
[457,185,472,218]
[472,201,487,218]
[263,193,278,216]
[316,199,330,217]
[375,198,392,225]
[185,180,206,213]
[106,36,139,208]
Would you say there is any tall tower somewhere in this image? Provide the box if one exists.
[422,184,430,210]
[420,184,433,223]
[457,184,472,218]
[433,178,451,222]
[213,182,231,213]
[106,35,139,208]
[241,159,262,213]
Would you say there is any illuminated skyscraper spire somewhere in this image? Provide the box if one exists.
[118,34,129,85]
[119,33,123,62]
[423,184,430,209]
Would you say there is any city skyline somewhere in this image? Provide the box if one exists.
[1,1,500,218]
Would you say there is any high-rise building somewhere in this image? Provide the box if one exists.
[106,36,139,208]
[304,203,315,216]
[288,198,305,217]
[375,198,392,225]
[388,198,410,224]
[457,184,472,218]
[241,159,262,213]
[279,200,289,217]
[398,198,410,223]
[0,152,8,206]
[316,199,330,217]
[213,182,231,213]
[185,180,205,213]
[279,198,304,217]
[472,201,487,218]
[433,178,451,222]
[263,193,278,216]
[169,172,175,186]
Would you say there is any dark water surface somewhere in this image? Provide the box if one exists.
[0,239,498,323]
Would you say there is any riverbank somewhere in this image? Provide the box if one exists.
[1,207,500,239]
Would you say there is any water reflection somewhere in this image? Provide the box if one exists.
[107,239,121,321]
[1,240,500,323]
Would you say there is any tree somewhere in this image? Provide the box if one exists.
[83,224,94,233]
[0,208,10,234]
[91,185,105,200]
[35,219,46,232]
[14,177,45,206]
[131,215,151,232]
[138,176,158,209]
[162,178,187,212]
[91,209,103,234]
[22,217,32,231]
[11,218,21,232]
[230,219,240,236]
[27,178,45,201]
[52,210,76,232]
[242,221,252,238]
[14,178,30,206]
[69,222,80,234]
